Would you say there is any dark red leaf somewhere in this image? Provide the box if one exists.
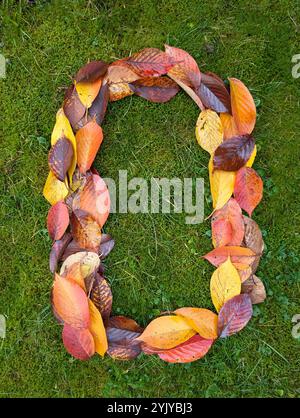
[99,234,115,259]
[48,137,74,182]
[213,134,255,172]
[197,72,231,113]
[49,232,72,273]
[129,76,179,103]
[90,274,112,324]
[218,294,253,338]
[88,81,109,125]
[63,84,86,130]
[47,201,70,241]
[75,60,108,83]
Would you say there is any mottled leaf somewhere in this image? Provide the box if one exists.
[218,294,253,337]
[213,134,255,172]
[129,76,179,102]
[242,275,266,304]
[198,72,231,113]
[70,209,102,253]
[234,167,263,216]
[243,215,264,272]
[60,251,100,278]
[90,274,112,323]
[48,136,74,182]
[62,324,95,360]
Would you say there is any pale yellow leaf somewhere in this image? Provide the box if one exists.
[210,257,241,312]
[195,109,223,155]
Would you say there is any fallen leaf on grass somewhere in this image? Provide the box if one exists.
[218,294,253,337]
[213,134,255,171]
[195,109,223,155]
[88,299,108,356]
[76,120,103,174]
[198,72,231,113]
[208,157,235,210]
[241,275,266,304]
[43,171,68,206]
[234,167,263,216]
[174,307,218,339]
[47,201,69,241]
[90,274,112,324]
[129,76,179,102]
[62,324,95,360]
[229,77,256,135]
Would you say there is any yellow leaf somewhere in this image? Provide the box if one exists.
[209,157,236,210]
[246,144,257,167]
[210,257,241,312]
[51,108,77,186]
[43,171,68,205]
[174,307,218,339]
[75,78,102,108]
[195,109,223,155]
[137,315,196,349]
[88,300,108,357]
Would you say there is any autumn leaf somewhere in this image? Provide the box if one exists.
[63,261,86,290]
[99,234,115,259]
[213,134,255,172]
[129,76,179,103]
[229,78,256,135]
[63,84,86,130]
[165,44,203,109]
[52,273,90,328]
[195,109,223,155]
[210,257,241,312]
[43,171,68,206]
[70,209,102,253]
[76,120,103,174]
[234,167,263,216]
[72,173,110,228]
[88,299,108,356]
[218,294,253,337]
[88,81,109,125]
[49,232,72,273]
[137,315,196,349]
[198,72,231,113]
[246,145,257,167]
[203,245,256,267]
[242,275,266,304]
[208,156,235,210]
[211,198,244,247]
[174,307,218,339]
[60,251,100,279]
[120,47,176,77]
[76,77,102,109]
[47,201,69,241]
[75,60,108,84]
[220,112,239,140]
[105,64,138,102]
[48,136,74,182]
[62,324,95,360]
[106,316,143,360]
[158,335,214,363]
[90,274,112,324]
[243,215,264,272]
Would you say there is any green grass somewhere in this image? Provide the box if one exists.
[0,0,300,398]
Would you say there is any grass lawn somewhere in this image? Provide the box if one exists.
[0,0,300,398]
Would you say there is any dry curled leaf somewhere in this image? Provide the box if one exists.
[210,257,241,312]
[47,201,69,241]
[229,78,256,135]
[211,198,244,247]
[243,215,264,272]
[195,109,223,155]
[76,120,103,174]
[60,251,100,279]
[242,275,266,304]
[62,324,95,360]
[129,76,179,103]
[52,273,89,328]
[234,167,263,217]
[198,72,231,113]
[137,315,196,349]
[218,293,253,337]
[174,307,218,340]
[213,134,255,172]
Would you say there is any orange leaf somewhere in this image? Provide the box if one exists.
[88,300,108,356]
[220,112,239,140]
[63,261,86,291]
[229,78,256,135]
[76,120,103,174]
[62,324,95,360]
[174,308,218,339]
[137,315,196,349]
[52,273,89,328]
[203,246,256,267]
[234,167,263,217]
[47,201,69,241]
[70,210,102,253]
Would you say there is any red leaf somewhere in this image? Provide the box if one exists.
[157,335,214,363]
[120,48,176,77]
[217,294,253,337]
[72,173,110,228]
[62,324,95,360]
[129,76,179,103]
[198,72,231,113]
[213,134,255,171]
[63,84,86,130]
[49,232,72,273]
[52,273,90,328]
[76,120,103,174]
[234,167,263,216]
[211,198,244,247]
[203,246,256,267]
[88,81,109,126]
[48,137,74,181]
[75,60,108,84]
[47,201,69,241]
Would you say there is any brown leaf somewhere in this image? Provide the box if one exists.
[243,215,264,272]
[198,72,231,113]
[48,137,74,182]
[88,81,109,125]
[70,209,102,253]
[90,274,112,324]
[129,76,179,103]
[49,232,72,273]
[47,201,70,241]
[242,275,266,304]
[75,60,108,84]
[213,134,255,172]
[63,84,86,130]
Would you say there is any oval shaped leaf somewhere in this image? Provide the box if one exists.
[195,109,223,155]
[213,134,255,172]
[210,257,241,312]
[60,251,100,278]
[70,210,102,253]
[76,120,103,174]
[229,78,256,135]
[234,167,263,216]
[88,299,108,356]
[76,78,102,109]
[158,335,214,363]
[90,274,112,324]
[243,215,264,272]
[47,201,69,241]
[75,60,108,84]
[242,275,266,304]
[203,245,256,267]
[43,171,68,206]
[208,157,235,210]
[62,324,95,360]
[63,84,86,130]
[49,232,72,273]
[218,294,253,337]
[129,76,179,103]
[174,307,218,340]
[220,112,239,140]
[89,81,109,125]
[198,72,231,113]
